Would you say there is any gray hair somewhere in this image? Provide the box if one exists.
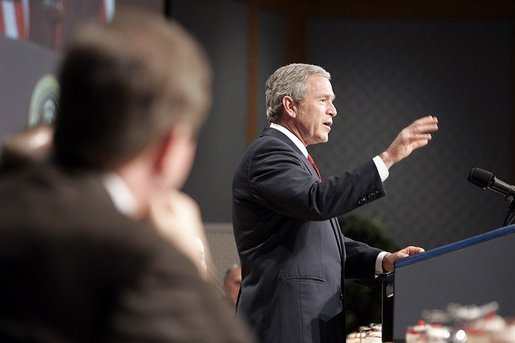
[265,63,330,123]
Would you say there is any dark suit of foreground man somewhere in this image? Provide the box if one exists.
[0,10,254,342]
[232,63,439,343]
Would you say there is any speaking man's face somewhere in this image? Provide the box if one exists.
[292,76,337,146]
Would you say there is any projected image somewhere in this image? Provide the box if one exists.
[1,0,117,50]
[0,0,163,136]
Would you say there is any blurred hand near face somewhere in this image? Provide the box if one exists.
[149,188,209,279]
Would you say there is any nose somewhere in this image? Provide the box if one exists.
[329,102,337,117]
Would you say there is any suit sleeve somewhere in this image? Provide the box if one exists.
[247,138,386,221]
[344,235,383,280]
[108,233,255,343]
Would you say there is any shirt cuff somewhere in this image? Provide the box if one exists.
[375,251,389,274]
[373,156,389,182]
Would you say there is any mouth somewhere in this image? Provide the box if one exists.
[323,121,332,129]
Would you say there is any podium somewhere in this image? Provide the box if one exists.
[382,224,515,342]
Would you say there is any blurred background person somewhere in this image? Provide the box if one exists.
[0,126,211,279]
[223,263,242,311]
[0,125,53,173]
[0,9,254,342]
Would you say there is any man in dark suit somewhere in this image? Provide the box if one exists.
[0,10,254,342]
[232,63,439,343]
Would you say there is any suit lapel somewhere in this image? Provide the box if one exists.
[262,127,320,179]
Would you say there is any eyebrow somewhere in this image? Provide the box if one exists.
[320,93,335,101]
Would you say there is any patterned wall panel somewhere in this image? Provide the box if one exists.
[307,20,512,249]
[175,0,513,269]
[173,0,249,222]
[205,223,239,296]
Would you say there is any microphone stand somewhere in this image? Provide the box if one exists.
[502,190,515,226]
[468,168,515,226]
[504,200,515,226]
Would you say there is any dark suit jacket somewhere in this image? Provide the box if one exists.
[0,162,254,342]
[232,127,386,343]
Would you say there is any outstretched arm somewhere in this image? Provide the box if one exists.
[379,115,439,169]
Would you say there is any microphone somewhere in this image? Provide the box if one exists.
[468,167,515,200]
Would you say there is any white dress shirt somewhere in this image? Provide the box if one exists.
[102,173,139,218]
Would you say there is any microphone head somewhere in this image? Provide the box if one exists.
[468,167,494,189]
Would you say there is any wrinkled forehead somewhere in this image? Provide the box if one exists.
[305,75,335,99]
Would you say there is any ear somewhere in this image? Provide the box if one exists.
[154,125,196,189]
[282,96,298,119]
